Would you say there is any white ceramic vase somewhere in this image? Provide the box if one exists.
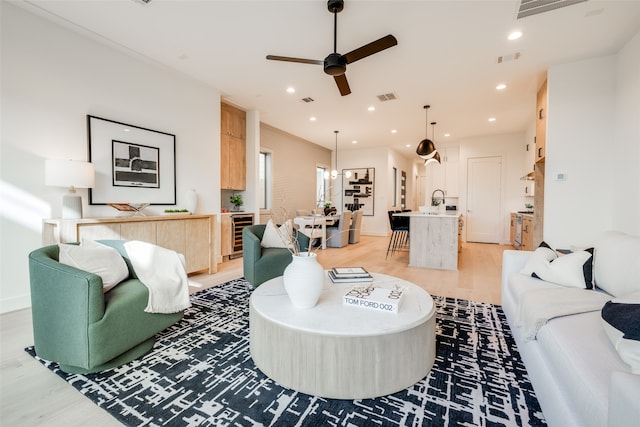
[185,189,198,214]
[283,252,325,309]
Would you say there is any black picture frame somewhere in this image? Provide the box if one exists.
[87,115,176,205]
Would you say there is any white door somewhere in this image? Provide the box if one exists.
[466,156,502,243]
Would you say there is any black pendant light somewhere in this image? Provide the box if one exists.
[416,105,438,160]
[425,121,441,165]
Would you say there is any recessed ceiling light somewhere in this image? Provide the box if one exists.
[286,87,295,94]
[391,129,397,134]
[352,140,357,144]
[508,31,522,41]
[444,133,450,137]
[405,144,411,148]
[123,128,131,132]
[368,106,375,112]
[488,117,496,122]
[309,117,316,122]
[496,83,507,90]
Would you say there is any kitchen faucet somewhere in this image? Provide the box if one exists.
[431,189,445,206]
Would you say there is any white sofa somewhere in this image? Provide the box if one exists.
[501,231,640,427]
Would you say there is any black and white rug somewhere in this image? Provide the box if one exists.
[26,278,546,426]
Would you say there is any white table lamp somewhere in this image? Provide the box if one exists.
[45,159,95,219]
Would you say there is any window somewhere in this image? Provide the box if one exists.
[316,166,329,207]
[259,151,272,210]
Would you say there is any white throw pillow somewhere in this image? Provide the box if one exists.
[601,291,640,374]
[59,240,129,292]
[532,250,594,289]
[260,219,293,249]
[520,245,558,276]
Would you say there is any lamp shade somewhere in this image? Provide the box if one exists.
[416,138,437,159]
[424,152,441,166]
[45,159,95,188]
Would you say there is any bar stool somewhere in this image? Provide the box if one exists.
[386,210,409,259]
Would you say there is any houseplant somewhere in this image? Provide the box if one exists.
[230,194,243,211]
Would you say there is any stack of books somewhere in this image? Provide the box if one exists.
[343,285,405,314]
[328,267,373,283]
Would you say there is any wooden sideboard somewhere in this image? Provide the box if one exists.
[42,214,216,275]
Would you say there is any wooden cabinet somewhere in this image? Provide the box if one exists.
[221,103,246,190]
[535,79,547,163]
[221,215,232,257]
[510,213,517,245]
[42,214,217,274]
[522,215,534,251]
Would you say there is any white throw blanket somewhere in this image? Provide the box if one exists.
[517,287,610,342]
[124,241,191,314]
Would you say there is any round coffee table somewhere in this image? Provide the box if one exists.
[249,272,436,399]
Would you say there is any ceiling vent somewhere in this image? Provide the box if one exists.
[377,93,397,102]
[301,97,314,103]
[131,0,152,4]
[517,0,587,19]
[497,52,521,63]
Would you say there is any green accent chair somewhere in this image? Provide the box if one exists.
[242,224,310,287]
[28,240,184,374]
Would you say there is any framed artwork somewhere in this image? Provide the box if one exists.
[343,167,375,216]
[87,115,176,205]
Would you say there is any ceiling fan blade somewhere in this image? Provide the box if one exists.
[343,34,398,64]
[266,55,323,65]
[334,74,351,96]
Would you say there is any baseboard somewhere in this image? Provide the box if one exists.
[0,294,31,314]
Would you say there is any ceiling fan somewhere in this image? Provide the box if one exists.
[266,0,397,96]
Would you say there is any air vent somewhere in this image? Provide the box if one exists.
[131,0,152,4]
[301,97,314,103]
[497,52,521,63]
[517,0,587,19]
[377,93,397,102]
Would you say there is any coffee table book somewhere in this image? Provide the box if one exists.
[343,286,405,313]
[328,270,373,283]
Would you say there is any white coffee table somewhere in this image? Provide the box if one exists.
[249,272,436,399]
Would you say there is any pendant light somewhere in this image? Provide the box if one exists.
[425,121,441,165]
[324,130,351,179]
[416,105,438,160]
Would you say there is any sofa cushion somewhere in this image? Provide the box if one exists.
[520,244,558,276]
[260,219,293,249]
[594,231,640,297]
[531,249,594,289]
[59,240,129,292]
[601,291,640,374]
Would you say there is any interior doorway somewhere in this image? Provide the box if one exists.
[466,156,502,243]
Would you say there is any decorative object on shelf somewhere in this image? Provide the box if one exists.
[185,189,198,213]
[425,122,442,166]
[416,105,440,163]
[163,209,190,215]
[87,115,176,205]
[45,159,95,219]
[230,194,243,211]
[282,252,325,309]
[107,203,149,216]
[343,167,375,216]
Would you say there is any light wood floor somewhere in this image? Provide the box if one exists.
[0,236,511,426]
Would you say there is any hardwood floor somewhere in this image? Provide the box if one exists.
[0,236,511,426]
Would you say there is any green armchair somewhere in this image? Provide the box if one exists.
[242,224,310,287]
[28,240,183,374]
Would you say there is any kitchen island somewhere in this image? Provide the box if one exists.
[394,211,461,270]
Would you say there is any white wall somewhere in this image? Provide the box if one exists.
[613,31,640,236]
[1,4,220,313]
[544,43,640,247]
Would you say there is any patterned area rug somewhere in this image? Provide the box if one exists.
[26,278,546,426]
